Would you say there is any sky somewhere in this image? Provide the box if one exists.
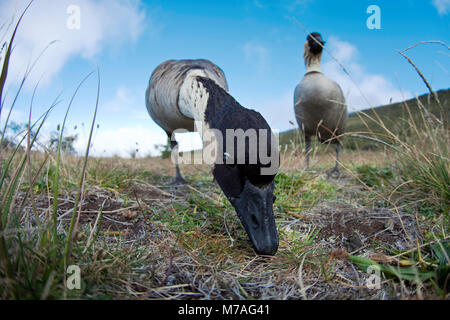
[0,0,449,157]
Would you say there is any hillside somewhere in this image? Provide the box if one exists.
[279,88,449,150]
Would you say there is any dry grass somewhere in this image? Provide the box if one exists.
[3,146,442,300]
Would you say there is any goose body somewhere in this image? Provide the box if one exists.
[295,73,346,142]
[294,33,347,172]
[146,59,228,135]
[145,59,279,255]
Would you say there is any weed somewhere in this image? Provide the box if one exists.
[356,164,393,188]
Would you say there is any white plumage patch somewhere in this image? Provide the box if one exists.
[178,69,211,136]
[179,70,209,116]
[177,69,231,166]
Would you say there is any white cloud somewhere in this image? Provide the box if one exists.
[322,36,412,112]
[104,87,133,112]
[102,86,155,121]
[243,42,270,72]
[0,0,146,86]
[432,0,450,15]
[104,87,141,114]
[250,92,296,131]
[75,85,204,157]
[77,125,167,158]
[80,126,204,158]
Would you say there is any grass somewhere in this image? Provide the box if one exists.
[356,164,394,188]
[4,149,447,299]
[277,41,449,298]
[0,6,448,299]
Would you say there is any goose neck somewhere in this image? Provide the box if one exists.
[305,56,322,74]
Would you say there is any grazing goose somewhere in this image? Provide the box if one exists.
[294,32,347,174]
[145,59,280,255]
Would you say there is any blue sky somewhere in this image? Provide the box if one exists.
[0,0,449,157]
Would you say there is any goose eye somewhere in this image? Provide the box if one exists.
[223,152,236,167]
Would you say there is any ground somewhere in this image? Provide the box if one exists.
[14,149,445,300]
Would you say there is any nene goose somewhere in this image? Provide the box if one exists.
[145,59,279,255]
[294,32,347,174]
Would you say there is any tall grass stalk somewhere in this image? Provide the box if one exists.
[51,71,95,250]
[327,37,448,212]
[0,104,52,289]
[1,39,58,146]
[0,0,34,122]
[63,68,100,271]
[390,44,449,211]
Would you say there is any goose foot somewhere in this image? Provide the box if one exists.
[166,176,187,186]
[327,167,341,178]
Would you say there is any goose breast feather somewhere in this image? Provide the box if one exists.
[294,73,347,141]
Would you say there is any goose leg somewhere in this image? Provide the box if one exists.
[304,135,311,170]
[168,138,187,185]
[328,143,341,177]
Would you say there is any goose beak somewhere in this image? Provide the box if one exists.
[230,180,279,255]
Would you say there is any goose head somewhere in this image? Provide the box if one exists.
[306,32,325,55]
[213,154,279,256]
[228,180,278,256]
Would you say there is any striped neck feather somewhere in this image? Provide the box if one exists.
[178,72,235,137]
[304,42,322,74]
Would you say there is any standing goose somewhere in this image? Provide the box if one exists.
[145,59,279,255]
[294,32,347,174]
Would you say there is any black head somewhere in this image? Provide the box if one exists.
[228,180,278,255]
[213,158,279,256]
[307,32,325,55]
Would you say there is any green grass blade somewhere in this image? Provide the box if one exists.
[0,0,34,121]
[52,71,95,245]
[64,69,100,268]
